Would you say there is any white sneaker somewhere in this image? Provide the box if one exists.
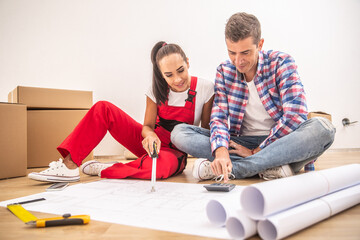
[192,158,216,181]
[80,160,118,176]
[192,158,236,181]
[259,164,294,181]
[28,158,80,182]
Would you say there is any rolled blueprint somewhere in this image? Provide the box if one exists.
[240,164,360,220]
[257,184,360,240]
[206,196,240,227]
[206,193,257,239]
[226,209,257,239]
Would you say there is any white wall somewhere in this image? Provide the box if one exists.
[0,0,359,155]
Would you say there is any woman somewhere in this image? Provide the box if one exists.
[28,41,214,182]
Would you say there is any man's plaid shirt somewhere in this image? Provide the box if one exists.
[210,50,308,156]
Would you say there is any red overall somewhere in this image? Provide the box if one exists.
[57,77,198,179]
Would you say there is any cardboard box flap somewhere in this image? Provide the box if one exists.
[8,86,93,109]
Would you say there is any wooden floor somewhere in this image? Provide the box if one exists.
[0,151,359,240]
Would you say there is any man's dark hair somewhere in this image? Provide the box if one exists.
[225,12,261,44]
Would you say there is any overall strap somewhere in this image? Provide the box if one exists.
[184,76,197,108]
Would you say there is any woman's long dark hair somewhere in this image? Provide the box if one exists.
[150,41,188,105]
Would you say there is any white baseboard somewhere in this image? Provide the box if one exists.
[327,148,360,152]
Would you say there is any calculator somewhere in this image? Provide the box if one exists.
[203,183,236,192]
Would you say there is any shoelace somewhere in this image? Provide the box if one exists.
[202,161,215,179]
[43,159,64,172]
[88,162,112,175]
[259,167,282,180]
[213,173,235,182]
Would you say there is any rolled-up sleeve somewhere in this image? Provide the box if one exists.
[210,66,230,154]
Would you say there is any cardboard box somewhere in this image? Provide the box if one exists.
[0,103,27,179]
[27,110,93,167]
[8,86,93,109]
[308,111,332,122]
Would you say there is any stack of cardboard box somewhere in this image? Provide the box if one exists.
[0,103,27,179]
[1,86,94,179]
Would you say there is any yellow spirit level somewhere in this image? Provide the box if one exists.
[7,204,38,223]
[7,198,90,227]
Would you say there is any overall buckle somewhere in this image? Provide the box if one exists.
[185,89,197,103]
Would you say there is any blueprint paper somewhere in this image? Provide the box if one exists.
[257,184,360,240]
[2,164,359,239]
[0,180,243,239]
[240,164,360,220]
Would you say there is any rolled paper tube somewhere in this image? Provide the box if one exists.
[206,193,257,239]
[257,184,360,240]
[226,209,257,239]
[206,199,228,227]
[206,190,244,227]
[241,164,360,220]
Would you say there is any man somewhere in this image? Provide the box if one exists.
[171,12,335,182]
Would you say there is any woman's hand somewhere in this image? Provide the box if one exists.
[142,135,161,157]
[142,96,160,156]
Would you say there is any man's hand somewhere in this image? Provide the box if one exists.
[228,140,252,157]
[211,147,233,183]
[228,140,261,157]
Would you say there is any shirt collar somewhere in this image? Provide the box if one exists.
[257,50,264,77]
